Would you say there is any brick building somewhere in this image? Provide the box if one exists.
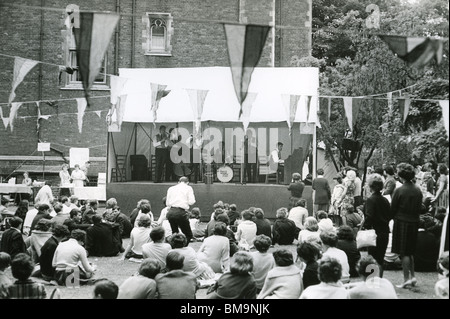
[0,0,312,185]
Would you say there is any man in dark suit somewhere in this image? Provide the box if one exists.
[39,224,70,281]
[82,199,98,225]
[0,216,27,259]
[154,125,170,183]
[85,215,120,257]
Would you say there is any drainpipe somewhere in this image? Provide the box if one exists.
[114,0,120,74]
[38,0,44,142]
[131,0,136,67]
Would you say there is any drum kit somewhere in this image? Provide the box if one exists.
[173,162,234,183]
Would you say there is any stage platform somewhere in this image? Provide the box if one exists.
[107,182,313,221]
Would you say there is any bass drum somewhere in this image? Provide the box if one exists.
[217,165,233,183]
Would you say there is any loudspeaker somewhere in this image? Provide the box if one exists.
[130,155,148,181]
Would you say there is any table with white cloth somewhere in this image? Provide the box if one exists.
[73,186,106,201]
[0,184,32,202]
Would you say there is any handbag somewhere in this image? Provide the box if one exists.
[356,229,377,249]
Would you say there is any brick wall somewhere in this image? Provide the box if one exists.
[0,0,311,175]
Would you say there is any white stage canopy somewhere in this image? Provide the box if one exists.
[118,67,319,123]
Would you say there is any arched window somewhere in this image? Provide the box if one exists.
[144,13,173,56]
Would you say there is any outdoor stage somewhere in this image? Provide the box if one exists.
[107,182,313,221]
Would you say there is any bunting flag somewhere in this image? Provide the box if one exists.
[378,35,445,68]
[94,110,102,118]
[439,100,449,138]
[9,57,39,104]
[115,95,127,131]
[110,75,128,106]
[150,83,170,126]
[398,96,411,123]
[240,92,257,133]
[224,23,270,117]
[387,92,393,111]
[306,95,313,122]
[0,106,8,129]
[73,12,120,106]
[8,102,22,132]
[282,94,300,134]
[76,98,87,133]
[186,89,209,147]
[343,97,362,131]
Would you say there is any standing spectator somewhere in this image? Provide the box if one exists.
[236,210,257,250]
[154,125,170,183]
[52,229,96,286]
[39,224,70,281]
[288,199,309,238]
[330,175,346,227]
[169,233,215,280]
[118,259,161,299]
[391,163,423,288]
[299,256,348,299]
[120,214,152,260]
[70,164,86,188]
[155,251,198,299]
[320,231,350,283]
[80,161,91,186]
[34,181,54,207]
[297,242,321,289]
[414,215,440,272]
[250,235,275,293]
[85,215,121,257]
[363,173,392,277]
[347,255,398,299]
[0,217,27,259]
[165,176,196,244]
[92,279,118,299]
[288,173,305,209]
[353,170,363,207]
[435,251,449,299]
[382,165,397,201]
[197,222,230,273]
[142,227,172,268]
[336,225,360,278]
[431,164,448,213]
[59,164,72,197]
[298,217,321,245]
[82,199,98,225]
[207,251,257,299]
[257,249,302,299]
[253,208,272,239]
[312,168,331,216]
[25,219,53,264]
[0,252,12,299]
[4,253,46,299]
[272,208,297,245]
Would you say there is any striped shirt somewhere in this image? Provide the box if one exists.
[6,279,47,299]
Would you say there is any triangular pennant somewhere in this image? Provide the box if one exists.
[110,75,128,105]
[73,13,120,106]
[387,92,393,111]
[9,57,39,104]
[150,83,170,126]
[282,94,300,134]
[398,97,411,123]
[76,98,87,133]
[186,89,209,147]
[94,110,102,118]
[378,35,445,68]
[9,102,22,132]
[240,92,257,133]
[343,97,362,131]
[2,117,9,130]
[439,100,449,138]
[224,23,270,117]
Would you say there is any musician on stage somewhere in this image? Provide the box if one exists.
[269,142,285,183]
[154,125,170,183]
[244,134,258,183]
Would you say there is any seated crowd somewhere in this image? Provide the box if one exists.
[0,175,448,299]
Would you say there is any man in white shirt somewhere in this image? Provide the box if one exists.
[268,142,284,182]
[288,198,309,238]
[23,203,40,236]
[165,176,195,244]
[34,181,54,207]
[61,196,72,215]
